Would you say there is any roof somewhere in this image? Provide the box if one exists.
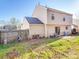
[37,4,72,16]
[47,8,72,16]
[25,17,43,24]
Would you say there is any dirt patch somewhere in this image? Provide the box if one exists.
[6,49,20,59]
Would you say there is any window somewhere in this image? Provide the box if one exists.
[66,26,68,30]
[63,18,65,21]
[51,14,54,20]
[3,26,5,29]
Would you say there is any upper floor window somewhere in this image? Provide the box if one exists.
[3,26,5,29]
[63,17,66,21]
[51,14,55,20]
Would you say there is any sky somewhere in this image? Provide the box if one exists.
[0,0,79,23]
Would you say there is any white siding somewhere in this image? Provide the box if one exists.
[60,26,71,35]
[32,5,47,24]
[21,18,29,30]
[47,25,71,37]
[47,25,55,37]
[47,9,72,25]
[29,24,45,37]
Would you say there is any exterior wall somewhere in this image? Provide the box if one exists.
[47,25,55,37]
[32,4,47,24]
[21,18,29,30]
[32,5,72,25]
[47,9,72,25]
[47,25,71,37]
[60,25,71,35]
[32,5,48,37]
[29,24,45,38]
[32,5,72,37]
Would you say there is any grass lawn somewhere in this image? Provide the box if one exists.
[0,36,79,59]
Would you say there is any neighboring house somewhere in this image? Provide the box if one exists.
[0,25,18,43]
[0,25,29,44]
[0,25,17,30]
[71,24,78,33]
[21,4,73,38]
[72,24,78,29]
[3,25,17,30]
[73,19,79,32]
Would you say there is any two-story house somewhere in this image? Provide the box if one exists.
[21,4,72,38]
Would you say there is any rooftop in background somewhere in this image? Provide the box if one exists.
[25,17,44,24]
[73,19,79,26]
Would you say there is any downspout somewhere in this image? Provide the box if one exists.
[44,24,47,38]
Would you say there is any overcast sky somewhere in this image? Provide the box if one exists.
[0,0,79,23]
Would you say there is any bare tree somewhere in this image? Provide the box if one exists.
[10,17,18,25]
